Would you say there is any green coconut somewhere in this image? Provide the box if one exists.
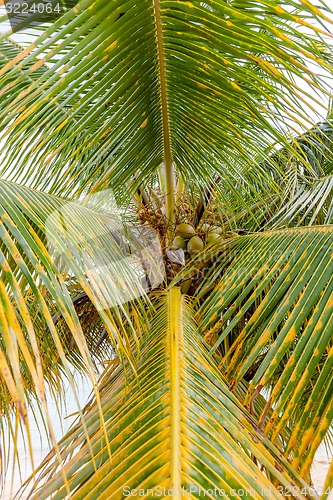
[201,223,212,232]
[210,226,223,234]
[206,232,221,245]
[176,223,196,239]
[187,236,204,254]
[171,236,186,250]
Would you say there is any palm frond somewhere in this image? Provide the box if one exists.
[196,120,333,233]
[25,288,315,499]
[0,0,332,199]
[321,458,333,500]
[197,226,333,475]
[0,178,159,428]
[268,175,333,228]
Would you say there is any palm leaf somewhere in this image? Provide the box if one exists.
[24,288,316,499]
[263,121,333,228]
[321,458,333,500]
[0,178,160,426]
[0,0,162,197]
[197,226,333,476]
[195,120,333,233]
[268,175,333,228]
[0,0,332,201]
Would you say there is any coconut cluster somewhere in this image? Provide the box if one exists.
[171,223,223,254]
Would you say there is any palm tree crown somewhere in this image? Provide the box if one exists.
[0,0,332,498]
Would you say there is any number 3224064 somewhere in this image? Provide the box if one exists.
[6,3,63,14]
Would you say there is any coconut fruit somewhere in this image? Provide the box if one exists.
[176,223,195,239]
[201,223,212,232]
[206,233,221,245]
[211,226,223,234]
[171,236,186,250]
[187,236,204,254]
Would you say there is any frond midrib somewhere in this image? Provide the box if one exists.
[153,0,175,238]
[168,287,182,492]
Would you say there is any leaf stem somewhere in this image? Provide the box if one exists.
[153,0,175,243]
[169,287,182,496]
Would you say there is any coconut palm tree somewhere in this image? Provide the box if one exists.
[0,0,333,498]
